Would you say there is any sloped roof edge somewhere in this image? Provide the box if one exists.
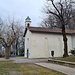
[24,27,75,37]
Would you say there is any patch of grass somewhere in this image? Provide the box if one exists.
[50,55,75,62]
[15,56,25,58]
[0,61,66,75]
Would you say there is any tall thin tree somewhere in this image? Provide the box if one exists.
[42,0,75,57]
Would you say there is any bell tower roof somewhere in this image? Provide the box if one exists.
[25,16,31,21]
[25,16,31,27]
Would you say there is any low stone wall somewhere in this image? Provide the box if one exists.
[48,59,75,68]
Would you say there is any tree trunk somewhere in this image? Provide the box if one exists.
[5,46,10,59]
[16,39,18,56]
[63,34,68,57]
[62,24,68,57]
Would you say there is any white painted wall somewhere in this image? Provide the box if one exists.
[25,30,73,58]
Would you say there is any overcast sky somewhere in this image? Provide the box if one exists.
[0,0,46,26]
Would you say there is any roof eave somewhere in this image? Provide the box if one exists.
[29,30,73,35]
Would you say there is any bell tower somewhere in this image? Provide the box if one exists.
[25,16,31,27]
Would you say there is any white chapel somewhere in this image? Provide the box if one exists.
[24,16,75,58]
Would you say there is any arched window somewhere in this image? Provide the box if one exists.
[27,23,30,27]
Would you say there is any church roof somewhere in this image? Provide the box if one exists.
[24,27,75,37]
[29,27,75,34]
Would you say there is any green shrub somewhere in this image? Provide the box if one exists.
[69,50,75,55]
[19,48,24,56]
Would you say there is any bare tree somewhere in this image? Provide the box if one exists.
[0,18,20,59]
[41,0,75,57]
[41,0,75,29]
[11,25,24,56]
[40,15,56,28]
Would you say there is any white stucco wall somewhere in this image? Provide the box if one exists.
[25,30,73,58]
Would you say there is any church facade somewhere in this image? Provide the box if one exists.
[24,16,75,58]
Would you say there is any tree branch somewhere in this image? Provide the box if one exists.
[50,0,61,16]
[59,2,63,15]
[47,9,61,20]
[9,24,17,46]
[0,36,7,47]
